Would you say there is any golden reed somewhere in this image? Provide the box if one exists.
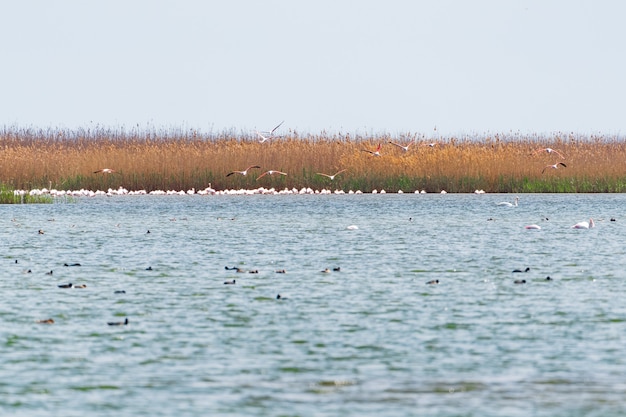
[1,127,625,193]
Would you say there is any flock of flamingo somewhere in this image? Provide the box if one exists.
[13,123,584,200]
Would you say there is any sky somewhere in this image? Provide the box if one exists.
[1,1,625,137]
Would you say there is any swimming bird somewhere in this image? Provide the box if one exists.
[545,276,553,281]
[496,196,519,207]
[321,268,331,273]
[63,263,81,267]
[388,140,414,152]
[107,318,129,326]
[276,294,288,300]
[513,267,530,273]
[514,279,527,284]
[362,143,382,157]
[532,147,565,159]
[45,270,53,275]
[426,279,439,285]
[74,284,87,288]
[38,229,45,235]
[36,318,55,324]
[57,283,72,288]
[275,269,286,274]
[333,267,341,272]
[525,224,541,230]
[316,169,347,181]
[572,218,595,229]
[256,170,287,180]
[114,290,126,294]
[224,279,236,285]
[255,120,284,143]
[145,266,153,270]
[542,162,567,174]
[226,165,261,177]
[94,168,116,174]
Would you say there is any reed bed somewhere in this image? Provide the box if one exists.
[1,126,625,193]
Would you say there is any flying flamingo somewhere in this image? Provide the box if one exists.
[388,140,414,152]
[532,147,565,159]
[255,120,284,143]
[226,165,261,177]
[542,162,567,174]
[316,169,347,180]
[496,196,519,207]
[572,218,595,229]
[362,143,382,157]
[256,170,287,180]
[93,168,116,174]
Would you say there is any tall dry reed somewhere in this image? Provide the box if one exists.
[0,126,625,192]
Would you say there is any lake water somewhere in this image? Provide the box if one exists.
[1,193,625,417]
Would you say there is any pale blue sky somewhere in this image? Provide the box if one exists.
[1,1,624,136]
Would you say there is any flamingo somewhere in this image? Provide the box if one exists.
[255,120,284,143]
[226,165,261,177]
[316,169,347,180]
[496,196,519,207]
[256,170,287,180]
[388,140,414,152]
[525,224,541,230]
[572,218,595,229]
[532,147,565,159]
[542,162,567,174]
[94,168,116,174]
[362,143,382,156]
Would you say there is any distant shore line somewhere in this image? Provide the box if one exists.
[2,128,626,193]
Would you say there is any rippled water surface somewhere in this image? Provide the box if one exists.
[2,193,626,416]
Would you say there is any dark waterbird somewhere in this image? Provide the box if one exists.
[426,279,439,285]
[57,283,72,288]
[512,267,530,273]
[224,279,236,285]
[64,263,81,267]
[514,279,527,284]
[108,318,129,326]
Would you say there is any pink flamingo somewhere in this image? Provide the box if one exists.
[226,165,261,177]
[256,170,287,180]
[316,169,347,180]
[362,143,382,157]
[542,162,567,174]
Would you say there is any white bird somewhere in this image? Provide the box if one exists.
[255,121,284,143]
[316,169,347,180]
[94,168,116,174]
[362,143,382,156]
[388,140,414,152]
[525,224,541,230]
[256,170,287,180]
[572,218,595,229]
[226,165,261,177]
[496,196,519,207]
[542,162,567,174]
[532,147,565,159]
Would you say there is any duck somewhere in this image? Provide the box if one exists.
[114,290,126,294]
[514,279,527,284]
[36,318,55,324]
[333,267,341,272]
[107,318,129,326]
[426,279,439,285]
[275,269,286,274]
[45,270,53,275]
[57,283,72,288]
[224,279,236,285]
[512,267,530,273]
[63,263,81,267]
[74,284,87,289]
[276,294,288,300]
[545,276,553,281]
[321,268,331,273]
